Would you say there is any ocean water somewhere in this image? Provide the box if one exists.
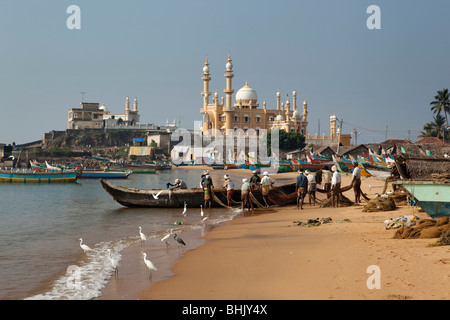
[0,168,241,300]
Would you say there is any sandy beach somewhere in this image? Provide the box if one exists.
[98,168,450,300]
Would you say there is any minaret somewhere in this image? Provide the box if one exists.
[125,96,130,114]
[302,99,308,122]
[133,98,138,112]
[223,53,234,132]
[285,97,290,121]
[276,91,281,111]
[330,114,337,138]
[293,90,297,111]
[202,57,211,108]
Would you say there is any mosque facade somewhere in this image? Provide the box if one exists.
[200,54,309,137]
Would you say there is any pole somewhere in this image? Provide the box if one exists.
[336,118,343,155]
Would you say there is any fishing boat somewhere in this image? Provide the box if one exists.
[0,169,78,183]
[392,180,450,217]
[100,179,297,208]
[291,158,334,172]
[100,164,156,174]
[392,154,450,217]
[361,162,392,180]
[79,169,132,179]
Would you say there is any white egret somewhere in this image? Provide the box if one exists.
[151,190,164,199]
[200,204,204,217]
[202,216,209,226]
[107,249,119,276]
[161,229,173,247]
[138,227,147,245]
[182,202,187,216]
[142,253,158,279]
[79,238,92,253]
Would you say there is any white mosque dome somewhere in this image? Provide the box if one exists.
[203,65,210,73]
[236,81,257,103]
[292,110,300,118]
[275,114,284,122]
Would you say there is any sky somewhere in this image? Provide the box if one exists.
[1,0,450,145]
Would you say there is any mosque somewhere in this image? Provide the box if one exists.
[200,54,309,137]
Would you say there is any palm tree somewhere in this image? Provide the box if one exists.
[430,89,450,127]
[419,114,446,138]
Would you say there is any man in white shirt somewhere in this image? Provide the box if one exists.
[260,171,275,207]
[351,162,362,204]
[331,165,341,208]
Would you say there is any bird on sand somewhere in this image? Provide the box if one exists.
[107,249,119,276]
[142,253,158,279]
[139,227,147,245]
[79,238,92,253]
[173,233,186,247]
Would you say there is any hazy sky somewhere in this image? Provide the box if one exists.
[1,0,449,145]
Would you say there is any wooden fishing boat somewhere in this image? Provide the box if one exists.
[0,169,78,183]
[291,159,334,172]
[79,169,132,179]
[100,179,297,208]
[361,163,392,180]
[392,180,450,218]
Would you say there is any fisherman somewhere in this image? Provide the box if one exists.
[331,165,341,208]
[166,178,187,190]
[351,162,362,204]
[223,174,235,207]
[305,170,317,206]
[296,169,308,210]
[321,165,332,199]
[201,172,214,209]
[260,171,275,208]
[241,178,253,211]
[249,170,261,191]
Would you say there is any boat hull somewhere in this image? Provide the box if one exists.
[0,170,77,183]
[100,179,297,208]
[80,170,132,179]
[393,180,450,217]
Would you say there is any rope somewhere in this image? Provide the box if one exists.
[211,190,234,208]
[249,192,265,208]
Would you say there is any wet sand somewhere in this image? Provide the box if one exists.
[99,168,450,300]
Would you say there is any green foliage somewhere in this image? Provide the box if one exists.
[422,89,450,140]
[261,130,306,153]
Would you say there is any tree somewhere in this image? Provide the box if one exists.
[419,114,446,138]
[430,88,450,127]
[262,130,306,154]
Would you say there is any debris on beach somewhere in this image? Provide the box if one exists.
[384,214,420,230]
[293,217,334,227]
[393,217,450,242]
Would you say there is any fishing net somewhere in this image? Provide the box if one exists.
[393,217,450,240]
[362,196,396,212]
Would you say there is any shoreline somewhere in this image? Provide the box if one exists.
[99,169,450,300]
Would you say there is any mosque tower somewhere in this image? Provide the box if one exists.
[223,53,234,132]
[202,57,211,108]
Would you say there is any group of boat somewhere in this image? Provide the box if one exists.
[0,159,173,183]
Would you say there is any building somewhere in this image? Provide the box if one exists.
[200,54,308,137]
[68,97,140,130]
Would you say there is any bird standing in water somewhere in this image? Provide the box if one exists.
[142,253,158,279]
[79,238,92,253]
[139,227,147,245]
[173,233,186,248]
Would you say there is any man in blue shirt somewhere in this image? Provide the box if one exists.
[296,170,308,210]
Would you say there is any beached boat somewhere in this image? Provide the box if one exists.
[0,169,78,183]
[100,179,297,208]
[393,180,450,217]
[79,170,132,179]
[361,162,392,180]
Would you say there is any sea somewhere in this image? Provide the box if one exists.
[0,167,242,300]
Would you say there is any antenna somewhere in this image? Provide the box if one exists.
[80,91,87,103]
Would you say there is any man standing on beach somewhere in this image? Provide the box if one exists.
[351,162,362,204]
[331,165,341,208]
[201,173,214,209]
[223,175,235,207]
[241,178,253,211]
[305,170,317,206]
[296,170,308,210]
[260,172,275,207]
[249,170,261,191]
[322,165,332,199]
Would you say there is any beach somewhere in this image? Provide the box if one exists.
[97,169,450,300]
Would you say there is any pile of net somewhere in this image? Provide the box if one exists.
[267,189,297,206]
[393,217,450,240]
[362,195,396,212]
